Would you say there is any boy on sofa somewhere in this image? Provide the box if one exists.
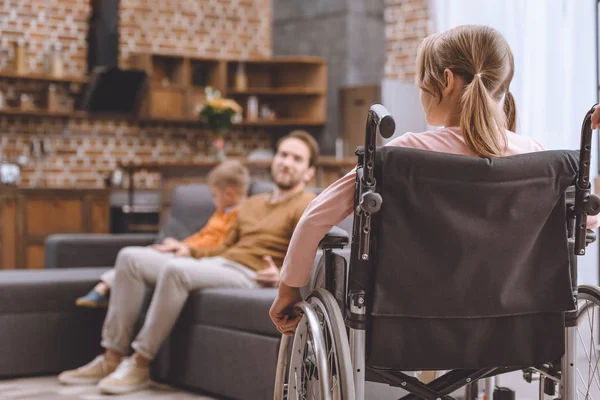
[75,160,250,309]
[58,130,319,395]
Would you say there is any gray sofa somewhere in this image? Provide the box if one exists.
[0,181,349,400]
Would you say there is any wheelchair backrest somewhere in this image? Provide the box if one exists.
[364,147,579,318]
[357,146,581,370]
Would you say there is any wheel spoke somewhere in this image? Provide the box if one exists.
[284,290,354,400]
[570,291,600,400]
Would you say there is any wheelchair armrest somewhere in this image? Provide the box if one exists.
[587,229,597,245]
[319,226,350,249]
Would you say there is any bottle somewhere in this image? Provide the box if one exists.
[13,39,26,75]
[246,95,258,121]
[0,87,5,110]
[47,84,58,112]
[50,42,64,78]
[235,62,248,91]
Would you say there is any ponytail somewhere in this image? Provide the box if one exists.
[460,74,507,158]
[503,90,517,132]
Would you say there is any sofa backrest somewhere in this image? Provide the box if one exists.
[155,180,276,243]
[155,180,354,245]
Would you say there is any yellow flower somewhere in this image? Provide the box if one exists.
[206,97,241,113]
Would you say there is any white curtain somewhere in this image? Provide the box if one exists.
[431,0,599,283]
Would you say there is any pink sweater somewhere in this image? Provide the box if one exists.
[281,127,598,287]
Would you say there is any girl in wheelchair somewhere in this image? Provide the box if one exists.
[270,24,600,400]
[270,24,599,336]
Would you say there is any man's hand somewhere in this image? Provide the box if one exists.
[269,282,303,336]
[592,104,600,130]
[255,256,280,287]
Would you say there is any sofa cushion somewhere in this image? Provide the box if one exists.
[178,288,279,336]
[0,268,109,314]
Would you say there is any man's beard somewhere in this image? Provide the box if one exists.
[272,170,303,190]
[275,179,299,190]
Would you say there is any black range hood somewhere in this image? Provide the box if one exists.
[82,0,147,116]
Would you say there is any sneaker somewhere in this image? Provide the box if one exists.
[58,355,119,385]
[75,289,109,309]
[97,356,150,394]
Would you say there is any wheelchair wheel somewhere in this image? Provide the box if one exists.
[571,285,600,399]
[281,288,355,400]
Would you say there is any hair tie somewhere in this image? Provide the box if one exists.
[475,73,482,78]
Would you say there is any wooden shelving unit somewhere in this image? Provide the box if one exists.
[0,71,89,119]
[0,71,88,84]
[130,53,327,129]
[0,108,87,119]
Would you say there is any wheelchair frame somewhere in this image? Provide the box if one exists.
[276,104,600,400]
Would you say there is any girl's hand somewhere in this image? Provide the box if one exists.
[269,282,303,336]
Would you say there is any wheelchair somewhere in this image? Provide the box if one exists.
[274,104,600,400]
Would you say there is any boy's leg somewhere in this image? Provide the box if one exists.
[59,246,174,385]
[75,269,116,308]
[100,269,116,287]
[97,256,257,394]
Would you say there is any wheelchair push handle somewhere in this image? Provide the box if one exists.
[355,104,396,261]
[574,105,600,255]
[369,104,396,139]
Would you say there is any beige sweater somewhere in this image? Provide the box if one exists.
[190,190,315,271]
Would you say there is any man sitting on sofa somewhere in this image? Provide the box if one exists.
[58,130,319,395]
[75,160,250,309]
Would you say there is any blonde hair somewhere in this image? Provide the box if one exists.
[415,25,516,158]
[207,160,250,193]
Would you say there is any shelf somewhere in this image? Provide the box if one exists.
[120,156,354,171]
[227,87,324,96]
[0,108,87,119]
[242,56,326,65]
[138,116,198,124]
[138,117,325,127]
[0,71,88,84]
[234,119,325,127]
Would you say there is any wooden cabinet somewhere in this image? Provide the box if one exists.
[0,186,18,270]
[0,188,109,270]
[130,53,327,128]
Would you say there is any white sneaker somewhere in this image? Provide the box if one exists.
[97,356,150,394]
[58,355,119,385]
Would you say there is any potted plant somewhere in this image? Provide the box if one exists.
[199,87,242,160]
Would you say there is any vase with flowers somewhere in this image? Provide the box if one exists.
[199,87,242,160]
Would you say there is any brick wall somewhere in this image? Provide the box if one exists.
[384,0,430,82]
[0,0,90,76]
[0,0,272,189]
[119,0,272,68]
[0,118,271,188]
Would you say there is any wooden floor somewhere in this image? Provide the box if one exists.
[0,376,217,400]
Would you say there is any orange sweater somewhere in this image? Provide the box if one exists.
[182,208,239,249]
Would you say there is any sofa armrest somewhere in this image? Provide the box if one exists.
[319,226,350,249]
[44,233,156,269]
